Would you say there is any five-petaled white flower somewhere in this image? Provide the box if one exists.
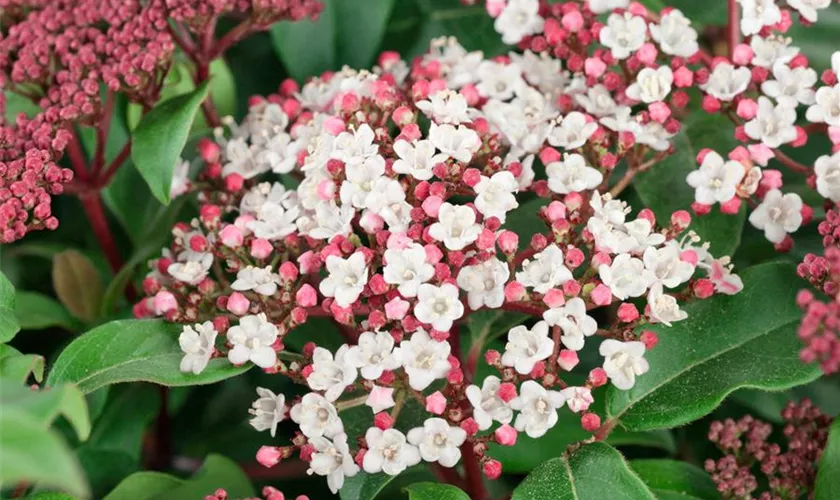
[178,321,217,374]
[407,418,467,467]
[249,387,285,437]
[307,345,358,402]
[649,9,699,57]
[347,330,402,381]
[599,254,652,300]
[511,380,566,438]
[465,375,514,431]
[474,171,519,223]
[502,321,554,375]
[647,283,688,326]
[686,151,745,205]
[383,244,435,298]
[457,257,510,310]
[247,201,300,240]
[744,97,798,148]
[806,84,840,127]
[599,339,650,390]
[319,253,369,308]
[414,283,465,332]
[543,298,597,351]
[546,154,604,194]
[600,12,647,60]
[398,328,452,391]
[290,393,344,438]
[700,63,752,101]
[428,203,482,250]
[587,0,630,14]
[308,433,359,494]
[815,152,840,202]
[363,428,422,475]
[516,244,573,294]
[476,60,526,100]
[494,0,545,45]
[626,66,674,103]
[227,314,278,368]
[548,112,599,149]
[429,122,481,163]
[786,0,832,22]
[750,35,799,68]
[561,387,594,413]
[643,243,696,289]
[168,253,213,285]
[392,139,448,181]
[416,90,471,125]
[761,63,818,107]
[738,0,781,36]
[748,189,803,243]
[231,265,281,296]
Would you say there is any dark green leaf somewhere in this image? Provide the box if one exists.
[787,4,840,71]
[16,291,76,331]
[629,460,720,500]
[340,470,400,500]
[606,263,821,431]
[466,309,528,349]
[52,250,105,323]
[502,197,548,251]
[0,344,45,383]
[47,319,250,393]
[0,379,91,441]
[131,82,209,205]
[1,269,21,342]
[405,482,470,500]
[511,442,656,500]
[334,0,397,69]
[21,493,79,500]
[102,472,184,500]
[816,419,840,499]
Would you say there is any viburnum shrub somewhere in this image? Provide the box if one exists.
[2,0,840,499]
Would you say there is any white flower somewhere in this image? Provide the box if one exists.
[414,283,464,332]
[290,393,344,438]
[383,244,434,298]
[546,154,604,194]
[738,0,781,36]
[416,90,471,125]
[643,243,696,289]
[587,0,630,14]
[599,339,649,390]
[561,387,594,413]
[624,218,666,253]
[502,321,554,375]
[222,138,266,179]
[806,84,840,127]
[170,159,191,198]
[227,314,278,368]
[751,35,799,68]
[398,328,452,391]
[761,63,817,107]
[465,376,514,431]
[787,0,831,22]
[319,253,368,308]
[600,12,647,60]
[543,298,597,351]
[363,428,422,475]
[599,254,652,300]
[428,203,482,250]
[748,189,803,243]
[249,387,285,437]
[392,139,448,180]
[347,331,402,381]
[649,9,699,57]
[686,151,745,205]
[547,112,598,149]
[626,66,673,103]
[231,266,281,296]
[332,124,378,165]
[494,0,545,45]
[366,386,396,413]
[647,283,688,326]
[576,85,619,117]
[516,244,573,294]
[700,63,752,101]
[303,201,355,240]
[247,201,300,240]
[815,152,840,202]
[701,255,745,295]
[307,345,358,402]
[429,123,481,163]
[476,60,526,100]
[167,253,213,285]
[474,171,519,222]
[457,257,510,310]
[833,51,840,75]
[744,97,798,148]
[407,418,467,467]
[178,321,217,374]
[510,50,566,95]
[511,380,566,438]
[308,433,359,494]
[340,155,386,209]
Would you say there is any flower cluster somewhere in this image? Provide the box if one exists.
[204,487,308,500]
[704,399,833,500]
[138,32,745,494]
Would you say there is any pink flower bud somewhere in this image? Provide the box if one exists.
[256,446,282,467]
[558,349,579,371]
[421,195,443,218]
[640,330,659,350]
[617,303,639,323]
[385,297,410,320]
[581,413,601,432]
[497,382,517,403]
[648,101,671,123]
[670,210,691,230]
[673,66,694,88]
[584,57,607,77]
[392,106,414,126]
[447,367,464,385]
[720,197,742,215]
[297,251,322,274]
[733,44,754,65]
[463,168,482,187]
[543,288,566,308]
[701,95,721,113]
[561,9,584,31]
[374,412,394,430]
[225,173,244,192]
[483,459,502,480]
[477,229,496,250]
[461,418,480,436]
[197,138,221,163]
[636,43,658,65]
[279,262,299,282]
[504,281,527,302]
[291,307,308,325]
[588,367,608,387]
[736,98,758,120]
[425,391,447,414]
[497,230,519,255]
[747,144,774,166]
[228,292,250,316]
[153,291,177,315]
[485,349,501,366]
[494,424,518,446]
[296,284,318,307]
[251,239,273,260]
[529,361,546,379]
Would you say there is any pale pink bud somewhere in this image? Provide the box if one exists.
[392,106,414,126]
[546,201,567,222]
[563,280,581,297]
[640,330,659,350]
[463,168,482,187]
[498,382,517,402]
[539,147,561,165]
[476,229,496,250]
[228,292,250,316]
[360,211,385,233]
[636,43,658,65]
[584,57,606,77]
[279,262,299,282]
[829,126,840,144]
[385,297,410,320]
[504,281,527,302]
[557,350,579,371]
[296,284,318,307]
[374,412,394,430]
[297,251,322,274]
[543,288,566,308]
[494,424,518,446]
[251,239,273,260]
[424,244,444,264]
[670,210,691,230]
[673,66,694,87]
[720,197,742,214]
[562,9,584,31]
[616,303,639,323]
[422,195,443,217]
[588,367,608,387]
[736,98,758,120]
[581,413,601,432]
[316,179,335,201]
[483,459,502,480]
[153,291,177,315]
[425,391,447,415]
[497,230,519,254]
[219,225,244,248]
[733,44,754,65]
[387,232,413,250]
[648,101,671,123]
[591,252,611,267]
[257,446,282,467]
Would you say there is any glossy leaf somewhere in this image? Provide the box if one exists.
[47,319,250,393]
[340,470,399,500]
[629,460,720,500]
[16,291,76,331]
[52,250,105,323]
[405,482,470,500]
[606,263,821,431]
[102,472,184,500]
[816,419,840,499]
[1,269,21,342]
[512,442,655,500]
[0,344,45,383]
[0,379,91,441]
[131,82,209,205]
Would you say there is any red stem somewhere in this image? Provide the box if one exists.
[773,149,812,174]
[79,193,124,274]
[65,130,89,182]
[460,442,488,500]
[93,91,114,176]
[727,0,739,59]
[99,141,132,187]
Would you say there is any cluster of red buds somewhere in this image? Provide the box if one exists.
[205,487,308,500]
[705,399,833,500]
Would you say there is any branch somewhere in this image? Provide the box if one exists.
[727,0,740,59]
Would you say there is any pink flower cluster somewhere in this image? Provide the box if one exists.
[705,399,832,500]
[205,487,308,500]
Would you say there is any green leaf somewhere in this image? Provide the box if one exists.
[512,442,656,500]
[787,4,840,71]
[21,493,79,500]
[502,197,548,251]
[47,319,250,394]
[131,82,209,205]
[102,472,184,500]
[606,262,821,431]
[16,291,77,331]
[0,345,45,383]
[0,379,92,441]
[466,309,528,348]
[340,470,400,500]
[52,250,105,323]
[0,412,89,499]
[816,419,840,499]
[1,269,21,342]
[634,114,746,256]
[405,482,470,500]
[629,460,720,500]
[3,90,41,121]
[271,0,396,81]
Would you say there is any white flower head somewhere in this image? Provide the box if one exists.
[748,189,803,243]
[751,35,799,68]
[807,84,840,127]
[290,393,344,438]
[626,66,673,103]
[599,254,652,300]
[332,123,379,165]
[643,243,696,289]
[576,85,619,117]
[474,171,519,223]
[494,0,545,45]
[548,112,599,149]
[414,283,465,332]
[744,97,798,148]
[476,60,527,100]
[647,283,688,326]
[546,153,604,194]
[516,244,573,294]
[340,154,386,209]
[227,313,278,368]
[761,63,818,107]
[407,418,467,467]
[815,152,840,202]
[319,253,368,308]
[700,63,752,101]
[231,266,281,296]
[383,244,435,298]
[398,328,452,391]
[587,0,630,14]
[247,200,300,241]
[787,0,832,23]
[738,0,782,36]
[600,12,648,60]
[650,9,699,57]
[543,298,597,351]
[249,387,285,437]
[561,386,594,413]
[392,139,448,181]
[599,339,650,390]
[511,380,566,438]
[347,330,402,381]
[428,203,482,250]
[429,123,481,164]
[502,321,554,374]
[307,345,358,402]
[168,253,213,285]
[457,257,510,310]
[465,375,514,431]
[308,433,359,494]
[363,428,422,475]
[178,321,217,374]
[686,151,745,205]
[416,90,471,125]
